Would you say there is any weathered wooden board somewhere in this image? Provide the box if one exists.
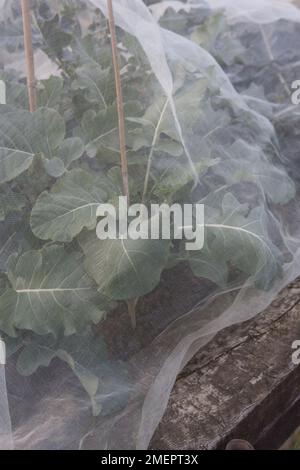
[151,279,300,450]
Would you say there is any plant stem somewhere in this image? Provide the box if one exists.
[127,298,139,330]
[21,0,37,113]
[107,0,129,202]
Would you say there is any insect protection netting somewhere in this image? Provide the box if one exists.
[0,0,300,450]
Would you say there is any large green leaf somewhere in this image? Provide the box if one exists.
[79,230,170,301]
[31,169,110,242]
[0,187,26,221]
[16,330,107,416]
[152,159,218,201]
[43,137,85,178]
[0,106,65,184]
[72,63,114,110]
[0,215,39,273]
[214,140,295,205]
[0,103,83,181]
[82,101,142,161]
[189,193,281,288]
[0,245,106,337]
[129,81,229,199]
[191,10,245,66]
[189,243,228,287]
[37,76,64,110]
[82,105,119,159]
[129,81,209,167]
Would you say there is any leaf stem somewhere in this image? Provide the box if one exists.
[21,0,37,113]
[107,0,129,202]
[142,97,170,203]
[259,25,290,97]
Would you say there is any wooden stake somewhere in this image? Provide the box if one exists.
[21,0,37,113]
[107,0,129,201]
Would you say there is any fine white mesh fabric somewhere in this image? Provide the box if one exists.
[0,0,300,449]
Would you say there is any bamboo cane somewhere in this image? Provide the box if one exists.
[107,0,129,201]
[21,0,37,113]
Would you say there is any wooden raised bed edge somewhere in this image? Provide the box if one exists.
[151,279,300,450]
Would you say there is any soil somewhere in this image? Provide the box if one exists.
[98,263,214,361]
